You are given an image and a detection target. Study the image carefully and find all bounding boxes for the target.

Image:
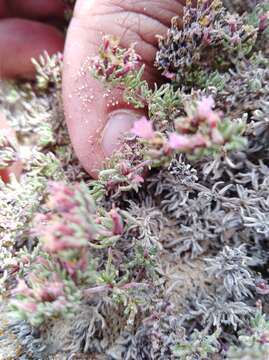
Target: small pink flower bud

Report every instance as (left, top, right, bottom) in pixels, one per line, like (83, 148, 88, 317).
(115, 63, 134, 78)
(190, 133, 207, 148)
(197, 96, 215, 119)
(105, 64, 117, 78)
(42, 232, 82, 254)
(259, 334, 269, 345)
(256, 280, 269, 295)
(57, 224, 75, 236)
(20, 255, 30, 265)
(35, 213, 49, 223)
(122, 47, 141, 65)
(119, 161, 131, 176)
(103, 36, 110, 51)
(49, 181, 74, 197)
(77, 253, 89, 272)
(52, 298, 67, 311)
(61, 261, 77, 279)
(12, 278, 33, 297)
(231, 34, 240, 45)
(162, 70, 176, 80)
(168, 133, 190, 150)
(12, 300, 37, 313)
(131, 117, 155, 140)
(35, 281, 64, 302)
(48, 182, 77, 212)
(259, 14, 269, 32)
(202, 30, 211, 45)
(211, 128, 224, 145)
(207, 112, 219, 128)
(228, 15, 237, 33)
(130, 174, 144, 184)
(110, 208, 124, 235)
(36, 256, 51, 269)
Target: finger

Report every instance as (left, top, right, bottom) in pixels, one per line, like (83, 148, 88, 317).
(0, 0, 65, 19)
(0, 18, 64, 79)
(63, 0, 183, 177)
(0, 1, 4, 18)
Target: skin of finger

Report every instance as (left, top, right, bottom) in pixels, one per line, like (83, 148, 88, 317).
(63, 0, 183, 177)
(0, 0, 65, 19)
(0, 18, 64, 79)
(0, 1, 4, 18)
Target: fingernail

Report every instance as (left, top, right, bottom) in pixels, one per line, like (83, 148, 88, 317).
(102, 109, 142, 156)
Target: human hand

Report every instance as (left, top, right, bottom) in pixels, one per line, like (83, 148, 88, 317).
(0, 0, 65, 180)
(0, 0, 64, 78)
(0, 0, 185, 178)
(63, 0, 185, 177)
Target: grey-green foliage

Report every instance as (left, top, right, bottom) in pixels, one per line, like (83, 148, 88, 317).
(227, 312, 269, 359)
(205, 246, 256, 300)
(8, 321, 46, 360)
(173, 329, 220, 360)
(223, 0, 259, 14)
(156, 0, 260, 83)
(187, 293, 254, 331)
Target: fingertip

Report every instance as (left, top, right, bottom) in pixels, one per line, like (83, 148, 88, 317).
(5, 0, 65, 19)
(63, 14, 145, 177)
(0, 19, 64, 79)
(0, 1, 5, 18)
(102, 109, 142, 157)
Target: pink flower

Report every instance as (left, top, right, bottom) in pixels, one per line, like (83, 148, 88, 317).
(48, 182, 77, 212)
(259, 14, 268, 32)
(118, 160, 131, 176)
(197, 96, 215, 119)
(162, 70, 176, 80)
(228, 15, 237, 33)
(123, 48, 141, 64)
(49, 182, 75, 197)
(115, 63, 135, 78)
(189, 134, 207, 148)
(131, 174, 144, 184)
(211, 128, 224, 144)
(131, 117, 155, 140)
(110, 209, 124, 235)
(103, 36, 111, 51)
(168, 133, 190, 150)
(76, 253, 89, 272)
(105, 64, 117, 77)
(231, 34, 241, 45)
(42, 228, 82, 254)
(52, 299, 67, 311)
(256, 280, 269, 295)
(35, 281, 64, 302)
(12, 278, 33, 297)
(202, 30, 211, 45)
(36, 256, 51, 269)
(207, 112, 219, 128)
(11, 300, 37, 313)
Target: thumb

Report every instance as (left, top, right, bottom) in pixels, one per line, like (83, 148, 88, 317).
(62, 0, 171, 177)
(63, 34, 143, 177)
